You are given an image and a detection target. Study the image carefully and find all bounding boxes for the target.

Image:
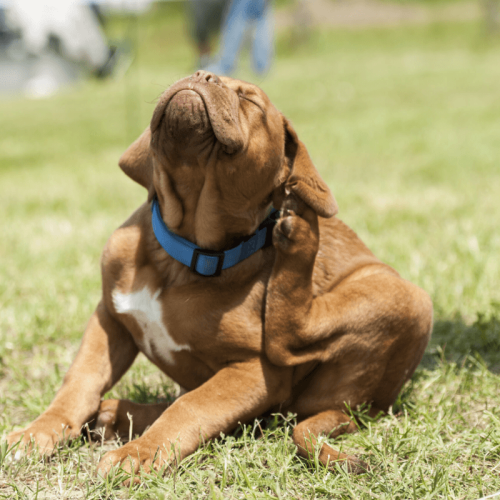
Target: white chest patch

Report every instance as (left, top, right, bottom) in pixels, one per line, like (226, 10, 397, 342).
(112, 286, 190, 364)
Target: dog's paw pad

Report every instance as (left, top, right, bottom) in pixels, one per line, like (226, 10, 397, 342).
(278, 216, 294, 239)
(272, 208, 319, 259)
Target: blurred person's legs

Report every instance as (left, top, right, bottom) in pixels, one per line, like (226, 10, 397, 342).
(208, 0, 273, 76)
(208, 0, 248, 75)
(251, 0, 273, 74)
(188, 0, 229, 69)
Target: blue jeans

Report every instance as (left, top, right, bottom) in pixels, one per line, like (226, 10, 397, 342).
(207, 0, 273, 75)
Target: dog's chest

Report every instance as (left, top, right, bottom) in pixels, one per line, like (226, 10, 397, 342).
(111, 279, 264, 366)
(112, 286, 190, 364)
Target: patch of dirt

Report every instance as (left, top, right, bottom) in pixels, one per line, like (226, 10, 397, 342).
(276, 0, 481, 29)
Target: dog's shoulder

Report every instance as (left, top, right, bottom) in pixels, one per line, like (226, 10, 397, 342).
(101, 203, 150, 269)
(99, 202, 158, 300)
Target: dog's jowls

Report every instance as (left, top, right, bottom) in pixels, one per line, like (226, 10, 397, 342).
(7, 71, 433, 479)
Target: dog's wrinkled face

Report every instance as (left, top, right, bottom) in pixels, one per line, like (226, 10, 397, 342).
(119, 71, 337, 250)
(150, 72, 285, 248)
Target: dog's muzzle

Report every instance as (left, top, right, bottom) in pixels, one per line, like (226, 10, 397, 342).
(165, 89, 212, 142)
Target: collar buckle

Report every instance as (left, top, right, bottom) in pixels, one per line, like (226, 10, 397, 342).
(190, 248, 225, 277)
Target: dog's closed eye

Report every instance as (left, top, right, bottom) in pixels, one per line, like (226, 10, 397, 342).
(238, 93, 264, 113)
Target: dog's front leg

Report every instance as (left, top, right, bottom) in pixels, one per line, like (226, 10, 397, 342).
(7, 300, 138, 455)
(97, 358, 291, 481)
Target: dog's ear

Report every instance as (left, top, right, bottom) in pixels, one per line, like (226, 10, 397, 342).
(281, 118, 338, 218)
(119, 127, 155, 200)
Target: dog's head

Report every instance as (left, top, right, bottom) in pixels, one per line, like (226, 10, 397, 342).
(119, 71, 337, 249)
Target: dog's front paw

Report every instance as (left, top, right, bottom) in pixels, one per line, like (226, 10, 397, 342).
(97, 438, 172, 485)
(7, 415, 79, 458)
(273, 196, 319, 261)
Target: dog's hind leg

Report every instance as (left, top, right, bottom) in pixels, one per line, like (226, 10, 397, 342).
(292, 410, 367, 473)
(265, 198, 433, 369)
(95, 400, 170, 441)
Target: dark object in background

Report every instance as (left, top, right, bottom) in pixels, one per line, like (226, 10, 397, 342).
(0, 7, 15, 46)
(186, 0, 231, 69)
(483, 0, 500, 33)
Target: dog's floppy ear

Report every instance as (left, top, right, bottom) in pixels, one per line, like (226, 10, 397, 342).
(119, 127, 155, 200)
(282, 118, 338, 218)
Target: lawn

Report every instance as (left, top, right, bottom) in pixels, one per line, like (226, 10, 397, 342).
(1, 3, 500, 498)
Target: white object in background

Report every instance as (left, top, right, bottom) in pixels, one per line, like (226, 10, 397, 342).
(7, 0, 109, 70)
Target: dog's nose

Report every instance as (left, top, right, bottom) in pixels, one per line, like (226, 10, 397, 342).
(193, 70, 221, 85)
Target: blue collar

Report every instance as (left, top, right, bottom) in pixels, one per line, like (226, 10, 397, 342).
(151, 197, 279, 277)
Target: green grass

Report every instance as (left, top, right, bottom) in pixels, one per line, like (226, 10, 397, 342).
(1, 4, 500, 498)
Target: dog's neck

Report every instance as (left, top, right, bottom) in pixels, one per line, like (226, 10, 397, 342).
(156, 193, 273, 253)
(153, 143, 272, 252)
(151, 197, 277, 277)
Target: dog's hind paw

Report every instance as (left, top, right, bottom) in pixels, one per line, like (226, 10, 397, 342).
(273, 195, 319, 262)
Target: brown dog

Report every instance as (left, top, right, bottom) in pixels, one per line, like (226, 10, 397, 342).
(7, 71, 432, 477)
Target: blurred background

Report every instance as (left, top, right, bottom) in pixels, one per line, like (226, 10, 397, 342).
(1, 0, 500, 495)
